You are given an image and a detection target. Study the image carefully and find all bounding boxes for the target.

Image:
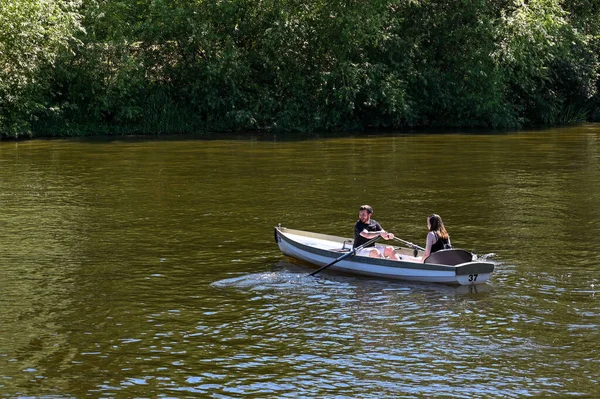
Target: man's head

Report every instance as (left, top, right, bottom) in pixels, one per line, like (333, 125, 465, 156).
(359, 205, 373, 223)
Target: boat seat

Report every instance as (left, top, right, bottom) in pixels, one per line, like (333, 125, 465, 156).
(423, 249, 473, 266)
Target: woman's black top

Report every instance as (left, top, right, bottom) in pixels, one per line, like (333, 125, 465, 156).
(431, 233, 452, 253)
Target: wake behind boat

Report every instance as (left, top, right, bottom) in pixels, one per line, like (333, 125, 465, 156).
(274, 226, 494, 285)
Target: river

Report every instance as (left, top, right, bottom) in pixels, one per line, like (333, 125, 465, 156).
(0, 126, 598, 397)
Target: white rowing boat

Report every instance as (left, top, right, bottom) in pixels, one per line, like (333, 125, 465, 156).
(274, 226, 494, 285)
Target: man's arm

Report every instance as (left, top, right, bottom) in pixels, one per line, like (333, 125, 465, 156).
(361, 229, 394, 240)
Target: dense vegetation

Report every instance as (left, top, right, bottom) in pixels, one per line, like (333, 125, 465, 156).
(1, 0, 599, 138)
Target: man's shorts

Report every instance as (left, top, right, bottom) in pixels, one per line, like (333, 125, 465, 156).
(355, 245, 388, 258)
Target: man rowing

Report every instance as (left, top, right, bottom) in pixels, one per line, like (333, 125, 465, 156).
(354, 205, 401, 261)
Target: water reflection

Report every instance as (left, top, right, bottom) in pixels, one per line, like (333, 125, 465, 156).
(208, 265, 532, 398)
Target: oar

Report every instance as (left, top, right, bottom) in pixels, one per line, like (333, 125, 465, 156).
(394, 236, 475, 258)
(309, 235, 380, 276)
(393, 237, 425, 252)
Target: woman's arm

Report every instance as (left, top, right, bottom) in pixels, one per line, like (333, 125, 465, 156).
(422, 232, 436, 262)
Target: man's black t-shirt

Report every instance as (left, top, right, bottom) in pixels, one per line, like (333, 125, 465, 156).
(354, 219, 382, 248)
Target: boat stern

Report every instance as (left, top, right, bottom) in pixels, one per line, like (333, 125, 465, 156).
(455, 262, 495, 285)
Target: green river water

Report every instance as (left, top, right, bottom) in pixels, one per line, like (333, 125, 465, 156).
(0, 126, 599, 397)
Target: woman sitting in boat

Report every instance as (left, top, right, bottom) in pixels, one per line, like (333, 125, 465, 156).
(422, 213, 452, 262)
(354, 205, 401, 261)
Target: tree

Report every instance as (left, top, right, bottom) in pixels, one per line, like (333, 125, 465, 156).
(0, 0, 82, 138)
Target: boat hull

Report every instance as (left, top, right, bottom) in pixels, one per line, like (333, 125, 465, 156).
(274, 226, 494, 285)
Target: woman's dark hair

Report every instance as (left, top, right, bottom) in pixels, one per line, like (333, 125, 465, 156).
(359, 205, 373, 214)
(428, 214, 449, 239)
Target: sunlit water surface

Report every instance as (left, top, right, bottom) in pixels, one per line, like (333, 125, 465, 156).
(1, 126, 599, 397)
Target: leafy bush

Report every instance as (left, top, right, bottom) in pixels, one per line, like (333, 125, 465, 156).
(2, 0, 599, 138)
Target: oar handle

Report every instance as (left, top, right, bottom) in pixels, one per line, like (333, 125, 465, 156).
(393, 237, 425, 252)
(309, 235, 380, 276)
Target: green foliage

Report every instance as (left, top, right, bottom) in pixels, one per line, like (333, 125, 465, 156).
(2, 0, 600, 137)
(492, 0, 595, 125)
(394, 0, 519, 127)
(0, 0, 82, 138)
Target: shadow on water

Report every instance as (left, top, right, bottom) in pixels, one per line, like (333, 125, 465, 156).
(43, 124, 524, 145)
